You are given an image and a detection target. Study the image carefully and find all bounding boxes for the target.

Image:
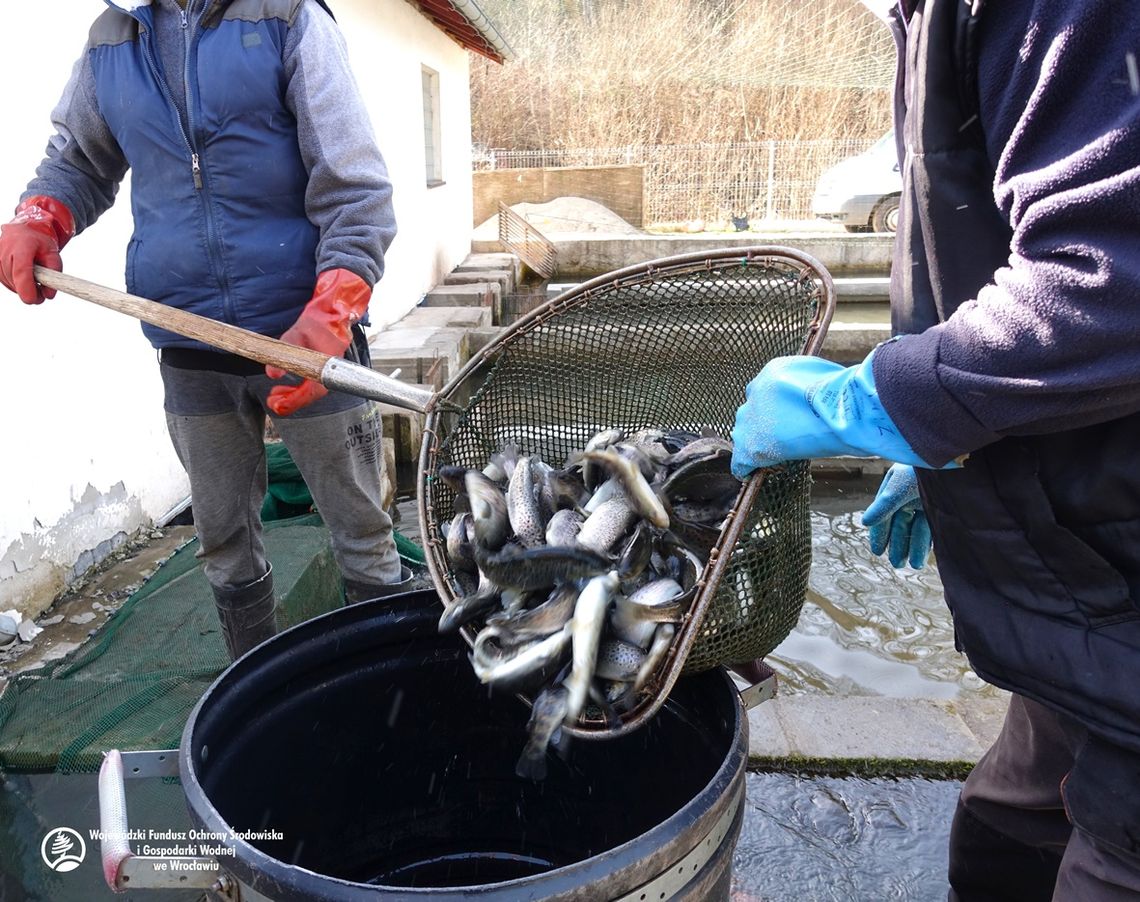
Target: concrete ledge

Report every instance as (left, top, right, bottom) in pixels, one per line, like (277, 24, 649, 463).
(455, 253, 522, 284)
(834, 276, 890, 302)
(422, 283, 500, 309)
(747, 694, 1010, 776)
(472, 233, 894, 279)
(820, 321, 892, 363)
(390, 306, 492, 330)
(368, 326, 471, 387)
(444, 269, 517, 296)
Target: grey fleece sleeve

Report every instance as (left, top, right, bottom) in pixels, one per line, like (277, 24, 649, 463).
(22, 48, 127, 232)
(284, 2, 397, 287)
(873, 0, 1140, 467)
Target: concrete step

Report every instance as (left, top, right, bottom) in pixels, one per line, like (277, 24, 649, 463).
(455, 252, 521, 282)
(391, 305, 492, 330)
(368, 326, 471, 388)
(422, 283, 500, 310)
(747, 693, 1010, 772)
(443, 268, 516, 297)
(468, 326, 505, 357)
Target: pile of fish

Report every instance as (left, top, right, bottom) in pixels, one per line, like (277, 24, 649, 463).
(435, 427, 740, 779)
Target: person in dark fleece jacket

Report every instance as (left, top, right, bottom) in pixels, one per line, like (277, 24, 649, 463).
(733, 1, 1140, 898)
(0, 0, 410, 661)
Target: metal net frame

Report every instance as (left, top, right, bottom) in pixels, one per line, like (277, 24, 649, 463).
(417, 246, 835, 737)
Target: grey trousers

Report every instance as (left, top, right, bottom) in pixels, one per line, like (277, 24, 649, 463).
(160, 359, 402, 591)
(950, 694, 1140, 901)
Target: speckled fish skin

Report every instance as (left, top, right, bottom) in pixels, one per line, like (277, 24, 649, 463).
(507, 456, 546, 548)
(438, 428, 736, 756)
(465, 470, 510, 550)
(576, 496, 638, 553)
(445, 512, 477, 572)
(595, 638, 647, 682)
(539, 466, 588, 520)
(583, 449, 670, 529)
(515, 686, 570, 781)
(475, 544, 611, 591)
(545, 509, 585, 547)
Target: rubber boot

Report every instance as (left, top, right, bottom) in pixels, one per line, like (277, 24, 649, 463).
(212, 565, 278, 661)
(343, 566, 414, 604)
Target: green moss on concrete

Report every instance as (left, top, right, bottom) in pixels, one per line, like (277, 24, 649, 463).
(748, 753, 976, 781)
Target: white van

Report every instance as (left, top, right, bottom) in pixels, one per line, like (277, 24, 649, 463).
(811, 132, 902, 233)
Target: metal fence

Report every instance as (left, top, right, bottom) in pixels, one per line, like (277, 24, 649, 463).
(473, 138, 879, 227)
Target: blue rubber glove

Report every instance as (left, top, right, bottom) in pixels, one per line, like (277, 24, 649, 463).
(861, 464, 932, 569)
(730, 352, 931, 480)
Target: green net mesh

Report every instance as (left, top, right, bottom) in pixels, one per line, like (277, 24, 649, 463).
(0, 441, 425, 774)
(421, 249, 832, 687)
(0, 517, 343, 774)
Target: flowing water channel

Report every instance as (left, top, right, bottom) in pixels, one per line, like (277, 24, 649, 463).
(771, 473, 998, 702)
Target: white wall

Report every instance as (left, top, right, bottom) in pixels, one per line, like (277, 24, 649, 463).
(337, 0, 475, 327)
(0, 0, 476, 615)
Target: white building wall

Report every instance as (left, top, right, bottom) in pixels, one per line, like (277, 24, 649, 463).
(0, 0, 476, 616)
(336, 0, 475, 327)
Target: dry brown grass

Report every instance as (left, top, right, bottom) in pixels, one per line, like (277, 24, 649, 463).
(472, 0, 894, 151)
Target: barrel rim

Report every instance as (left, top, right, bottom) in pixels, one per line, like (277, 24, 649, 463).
(179, 593, 748, 901)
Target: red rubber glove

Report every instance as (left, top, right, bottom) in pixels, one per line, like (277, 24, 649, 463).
(0, 196, 76, 304)
(266, 268, 372, 416)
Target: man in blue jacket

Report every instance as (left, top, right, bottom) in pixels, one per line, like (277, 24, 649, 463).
(0, 0, 408, 660)
(732, 1, 1140, 897)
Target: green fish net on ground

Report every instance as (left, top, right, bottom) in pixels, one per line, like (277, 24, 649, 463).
(0, 444, 423, 775)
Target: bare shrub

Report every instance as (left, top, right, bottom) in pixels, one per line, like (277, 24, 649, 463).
(472, 0, 894, 149)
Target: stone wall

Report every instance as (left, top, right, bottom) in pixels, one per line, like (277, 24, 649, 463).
(473, 165, 645, 228)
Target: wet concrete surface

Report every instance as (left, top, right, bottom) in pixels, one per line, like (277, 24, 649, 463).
(0, 525, 196, 694)
(731, 772, 959, 901)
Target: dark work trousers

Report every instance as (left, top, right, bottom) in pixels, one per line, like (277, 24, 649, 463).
(159, 348, 402, 593)
(949, 694, 1140, 901)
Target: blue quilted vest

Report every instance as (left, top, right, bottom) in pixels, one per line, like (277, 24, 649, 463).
(890, 0, 1140, 752)
(89, 0, 318, 348)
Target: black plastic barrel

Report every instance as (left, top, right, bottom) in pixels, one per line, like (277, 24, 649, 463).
(180, 590, 747, 901)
